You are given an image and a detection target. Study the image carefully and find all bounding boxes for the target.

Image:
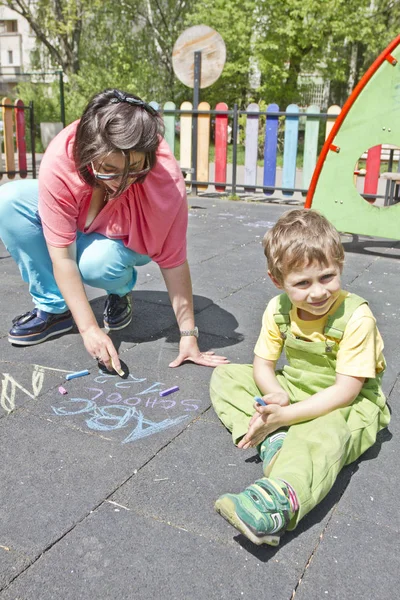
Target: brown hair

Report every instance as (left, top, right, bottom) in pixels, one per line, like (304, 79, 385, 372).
(263, 209, 345, 284)
(73, 89, 165, 197)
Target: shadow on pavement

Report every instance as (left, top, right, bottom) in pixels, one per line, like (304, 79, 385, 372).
(90, 289, 244, 351)
(342, 235, 400, 259)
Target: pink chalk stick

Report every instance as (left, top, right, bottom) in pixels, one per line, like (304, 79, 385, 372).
(58, 386, 68, 395)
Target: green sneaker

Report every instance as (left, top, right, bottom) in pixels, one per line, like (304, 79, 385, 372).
(258, 431, 287, 476)
(215, 477, 293, 546)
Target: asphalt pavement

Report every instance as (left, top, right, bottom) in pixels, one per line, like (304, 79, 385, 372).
(0, 195, 399, 599)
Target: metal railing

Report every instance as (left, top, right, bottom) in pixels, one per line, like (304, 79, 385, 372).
(161, 105, 390, 202)
(162, 104, 331, 197)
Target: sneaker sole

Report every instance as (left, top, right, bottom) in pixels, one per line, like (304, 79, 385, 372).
(8, 323, 73, 346)
(215, 497, 281, 547)
(103, 314, 132, 331)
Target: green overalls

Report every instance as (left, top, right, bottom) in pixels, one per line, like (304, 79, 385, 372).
(210, 293, 391, 527)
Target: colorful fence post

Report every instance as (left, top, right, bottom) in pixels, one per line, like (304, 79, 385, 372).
(244, 103, 259, 192)
(214, 102, 228, 192)
(263, 103, 279, 196)
(163, 101, 176, 153)
(180, 101, 193, 189)
(2, 97, 15, 179)
(325, 105, 341, 139)
(302, 104, 320, 191)
(0, 122, 2, 180)
(282, 104, 299, 196)
(196, 101, 211, 192)
(15, 99, 28, 178)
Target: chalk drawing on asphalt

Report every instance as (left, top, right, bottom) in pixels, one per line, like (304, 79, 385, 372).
(51, 369, 200, 444)
(0, 365, 200, 444)
(0, 364, 45, 414)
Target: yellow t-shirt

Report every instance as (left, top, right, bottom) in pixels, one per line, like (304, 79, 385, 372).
(254, 290, 385, 378)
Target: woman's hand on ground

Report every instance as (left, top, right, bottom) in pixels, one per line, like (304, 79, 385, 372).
(169, 337, 230, 368)
(238, 404, 287, 449)
(81, 325, 120, 371)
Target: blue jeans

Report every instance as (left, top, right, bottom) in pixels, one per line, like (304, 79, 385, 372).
(0, 179, 151, 313)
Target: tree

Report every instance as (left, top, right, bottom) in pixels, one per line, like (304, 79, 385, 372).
(116, 0, 196, 102)
(0, 0, 99, 73)
(11, 1, 170, 125)
(184, 0, 257, 108)
(184, 0, 400, 108)
(8, 0, 400, 120)
(254, 0, 400, 107)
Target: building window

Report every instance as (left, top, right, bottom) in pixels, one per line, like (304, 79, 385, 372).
(8, 50, 13, 64)
(0, 20, 18, 33)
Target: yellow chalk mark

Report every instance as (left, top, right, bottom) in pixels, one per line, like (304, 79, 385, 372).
(32, 367, 45, 397)
(33, 364, 71, 373)
(0, 365, 45, 414)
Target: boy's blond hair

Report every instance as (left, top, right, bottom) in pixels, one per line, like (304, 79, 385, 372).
(263, 209, 345, 285)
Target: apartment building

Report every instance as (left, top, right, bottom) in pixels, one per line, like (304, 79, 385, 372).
(0, 5, 35, 96)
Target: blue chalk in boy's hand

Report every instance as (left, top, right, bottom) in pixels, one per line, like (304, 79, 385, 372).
(254, 395, 267, 406)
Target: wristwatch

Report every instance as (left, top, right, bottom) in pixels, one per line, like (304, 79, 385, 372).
(180, 326, 199, 338)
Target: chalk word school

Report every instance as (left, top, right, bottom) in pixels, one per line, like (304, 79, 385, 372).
(52, 372, 201, 444)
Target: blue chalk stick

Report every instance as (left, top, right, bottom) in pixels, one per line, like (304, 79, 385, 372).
(65, 369, 90, 381)
(254, 395, 267, 406)
(159, 385, 179, 397)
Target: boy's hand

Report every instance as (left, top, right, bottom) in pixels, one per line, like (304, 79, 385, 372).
(261, 390, 290, 406)
(245, 392, 289, 432)
(238, 404, 287, 449)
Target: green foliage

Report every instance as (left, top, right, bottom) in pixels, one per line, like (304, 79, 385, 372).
(15, 79, 62, 151)
(185, 0, 400, 108)
(253, 0, 400, 106)
(1, 0, 101, 73)
(184, 0, 258, 108)
(16, 80, 61, 123)
(5, 0, 400, 138)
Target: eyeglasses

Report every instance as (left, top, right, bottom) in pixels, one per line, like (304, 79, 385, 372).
(110, 89, 158, 117)
(90, 158, 151, 182)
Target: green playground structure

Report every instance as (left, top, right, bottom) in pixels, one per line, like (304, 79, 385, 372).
(305, 35, 400, 240)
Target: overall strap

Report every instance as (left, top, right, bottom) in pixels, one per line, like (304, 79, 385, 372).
(273, 293, 292, 338)
(324, 293, 367, 341)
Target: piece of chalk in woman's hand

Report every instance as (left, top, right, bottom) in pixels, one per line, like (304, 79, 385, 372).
(111, 356, 125, 377)
(254, 395, 267, 406)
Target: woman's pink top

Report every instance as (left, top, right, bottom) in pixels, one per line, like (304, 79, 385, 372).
(38, 121, 188, 269)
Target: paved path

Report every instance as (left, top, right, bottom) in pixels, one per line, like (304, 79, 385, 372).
(0, 197, 399, 599)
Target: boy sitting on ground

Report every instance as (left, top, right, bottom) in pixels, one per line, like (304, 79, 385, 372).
(210, 209, 390, 546)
